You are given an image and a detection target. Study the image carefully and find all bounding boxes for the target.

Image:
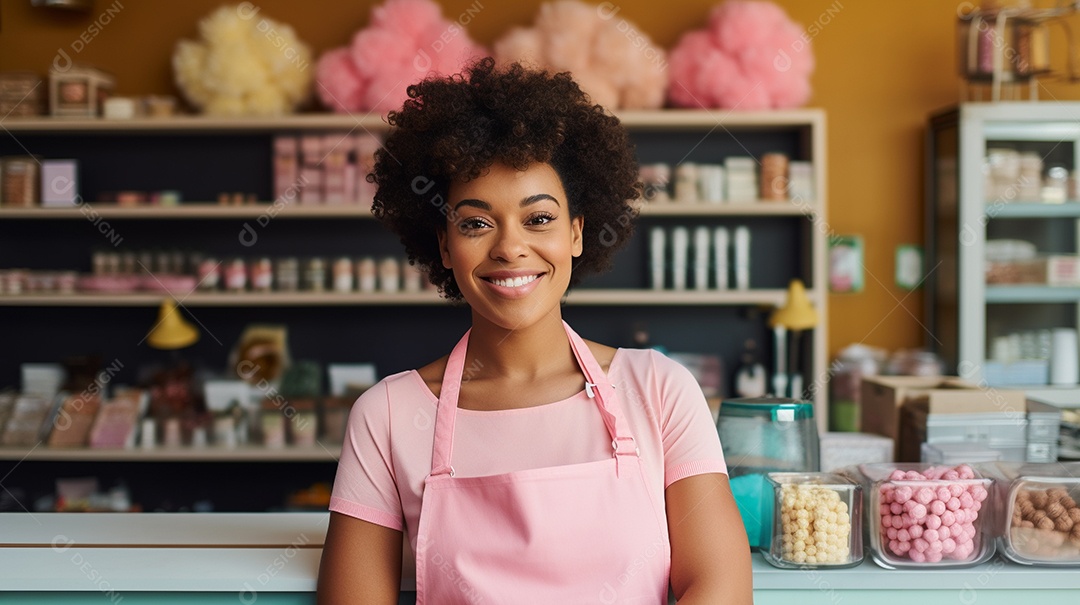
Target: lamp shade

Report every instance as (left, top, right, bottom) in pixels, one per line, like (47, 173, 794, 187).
(770, 279, 818, 330)
(147, 299, 199, 350)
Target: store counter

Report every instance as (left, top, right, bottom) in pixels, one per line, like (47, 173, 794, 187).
(2, 512, 1079, 604)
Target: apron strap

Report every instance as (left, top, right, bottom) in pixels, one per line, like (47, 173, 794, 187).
(430, 329, 470, 477)
(429, 322, 639, 478)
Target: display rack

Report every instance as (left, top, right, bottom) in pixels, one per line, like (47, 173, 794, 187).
(926, 102, 1080, 401)
(0, 110, 828, 493)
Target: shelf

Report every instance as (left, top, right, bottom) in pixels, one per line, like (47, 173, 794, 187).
(0, 291, 444, 306)
(636, 201, 814, 216)
(0, 289, 794, 307)
(0, 201, 815, 219)
(565, 289, 791, 306)
(0, 114, 391, 133)
(0, 444, 341, 462)
(0, 109, 824, 134)
(0, 204, 374, 219)
(985, 285, 1080, 303)
(986, 202, 1080, 218)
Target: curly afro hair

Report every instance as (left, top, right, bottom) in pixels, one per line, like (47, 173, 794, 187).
(369, 57, 641, 301)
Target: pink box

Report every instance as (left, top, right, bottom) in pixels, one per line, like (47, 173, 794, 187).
(40, 159, 79, 207)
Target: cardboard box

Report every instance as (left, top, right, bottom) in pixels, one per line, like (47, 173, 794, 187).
(860, 375, 1026, 460)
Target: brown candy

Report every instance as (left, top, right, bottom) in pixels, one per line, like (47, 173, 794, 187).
(1032, 491, 1049, 509)
(1055, 515, 1074, 533)
(1047, 502, 1066, 519)
(1070, 508, 1080, 523)
(1021, 520, 1035, 528)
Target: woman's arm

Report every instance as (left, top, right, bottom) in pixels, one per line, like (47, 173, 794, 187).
(316, 511, 402, 605)
(666, 472, 753, 604)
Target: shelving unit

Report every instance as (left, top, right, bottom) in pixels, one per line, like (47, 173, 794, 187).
(926, 102, 1080, 403)
(0, 288, 797, 307)
(0, 444, 340, 462)
(0, 109, 828, 507)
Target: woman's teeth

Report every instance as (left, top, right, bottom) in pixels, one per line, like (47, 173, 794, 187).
(489, 274, 538, 288)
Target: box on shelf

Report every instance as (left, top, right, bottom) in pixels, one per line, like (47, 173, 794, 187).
(921, 442, 1003, 464)
(986, 255, 1080, 286)
(40, 159, 79, 207)
(982, 359, 1049, 387)
(49, 66, 114, 118)
(819, 432, 893, 471)
(860, 375, 1026, 460)
(0, 72, 45, 117)
(762, 472, 863, 569)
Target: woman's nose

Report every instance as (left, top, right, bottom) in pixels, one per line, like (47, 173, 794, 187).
(489, 225, 529, 261)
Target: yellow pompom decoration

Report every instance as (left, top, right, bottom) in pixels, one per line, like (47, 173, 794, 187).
(173, 4, 313, 116)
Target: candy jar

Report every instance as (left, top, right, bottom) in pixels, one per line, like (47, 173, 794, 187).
(763, 472, 863, 569)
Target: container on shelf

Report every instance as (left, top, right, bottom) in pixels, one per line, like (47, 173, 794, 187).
(275, 257, 299, 292)
(196, 256, 220, 291)
(762, 472, 863, 569)
(858, 462, 995, 569)
(224, 258, 247, 292)
(716, 397, 819, 548)
(986, 461, 1080, 566)
(249, 257, 273, 292)
(304, 257, 326, 292)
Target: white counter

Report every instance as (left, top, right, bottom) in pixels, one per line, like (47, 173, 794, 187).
(2, 512, 1079, 603)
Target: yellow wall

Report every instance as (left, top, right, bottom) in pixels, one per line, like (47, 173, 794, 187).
(3, 0, 1079, 358)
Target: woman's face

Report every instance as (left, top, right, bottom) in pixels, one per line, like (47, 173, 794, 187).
(439, 161, 583, 331)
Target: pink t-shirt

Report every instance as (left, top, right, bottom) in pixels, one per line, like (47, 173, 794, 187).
(329, 347, 727, 533)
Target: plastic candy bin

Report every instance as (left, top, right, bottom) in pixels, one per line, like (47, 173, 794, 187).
(859, 463, 995, 569)
(763, 472, 863, 569)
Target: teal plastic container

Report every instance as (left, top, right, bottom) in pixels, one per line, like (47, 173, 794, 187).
(717, 397, 820, 548)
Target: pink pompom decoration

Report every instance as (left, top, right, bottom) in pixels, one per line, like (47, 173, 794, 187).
(939, 526, 951, 540)
(925, 550, 943, 563)
(887, 527, 898, 540)
(948, 484, 964, 498)
(897, 529, 911, 542)
(923, 528, 939, 542)
(909, 549, 927, 563)
(909, 524, 924, 539)
(972, 485, 989, 502)
(911, 503, 928, 520)
(926, 514, 942, 530)
(315, 0, 487, 114)
(937, 487, 951, 502)
(958, 465, 975, 480)
(895, 485, 913, 504)
(913, 538, 929, 553)
(666, 0, 813, 109)
(890, 502, 903, 515)
(889, 470, 907, 482)
(942, 538, 957, 554)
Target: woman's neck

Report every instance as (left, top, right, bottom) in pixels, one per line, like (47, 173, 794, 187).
(465, 310, 574, 382)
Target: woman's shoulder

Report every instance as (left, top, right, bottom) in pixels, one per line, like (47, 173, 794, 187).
(414, 354, 450, 399)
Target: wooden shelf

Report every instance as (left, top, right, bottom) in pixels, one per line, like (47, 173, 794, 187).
(0, 201, 814, 219)
(986, 202, 1080, 218)
(0, 291, 445, 306)
(0, 204, 374, 219)
(0, 109, 823, 134)
(985, 285, 1080, 303)
(637, 201, 814, 216)
(0, 444, 341, 462)
(0, 289, 794, 307)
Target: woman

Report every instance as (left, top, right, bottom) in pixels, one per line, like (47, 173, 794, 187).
(317, 58, 752, 604)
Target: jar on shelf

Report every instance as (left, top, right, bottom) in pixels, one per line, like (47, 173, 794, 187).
(760, 153, 789, 201)
(1, 156, 39, 207)
(224, 257, 247, 292)
(197, 256, 220, 291)
(304, 257, 326, 292)
(356, 257, 376, 293)
(332, 257, 354, 293)
(379, 257, 401, 293)
(288, 398, 318, 447)
(260, 401, 286, 449)
(986, 461, 1080, 566)
(249, 257, 273, 292)
(275, 257, 300, 292)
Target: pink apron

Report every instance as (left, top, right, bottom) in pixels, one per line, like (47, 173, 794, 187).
(414, 321, 670, 604)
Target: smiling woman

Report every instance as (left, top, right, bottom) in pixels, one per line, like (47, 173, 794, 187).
(316, 58, 752, 605)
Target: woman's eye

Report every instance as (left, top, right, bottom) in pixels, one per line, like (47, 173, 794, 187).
(458, 217, 490, 233)
(527, 213, 555, 226)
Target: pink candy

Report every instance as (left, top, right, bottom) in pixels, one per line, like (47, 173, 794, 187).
(915, 488, 935, 505)
(878, 464, 987, 564)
